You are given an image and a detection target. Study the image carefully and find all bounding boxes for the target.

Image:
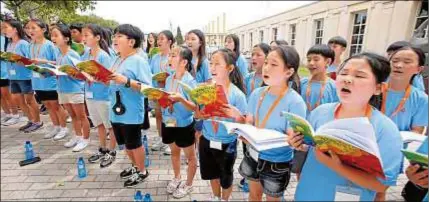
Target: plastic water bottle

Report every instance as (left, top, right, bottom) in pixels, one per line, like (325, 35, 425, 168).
(77, 157, 87, 179)
(24, 141, 34, 160)
(142, 135, 149, 155)
(242, 180, 249, 192)
(145, 153, 151, 168)
(143, 193, 152, 202)
(134, 190, 143, 202)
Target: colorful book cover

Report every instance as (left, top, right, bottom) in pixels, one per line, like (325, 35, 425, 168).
(314, 135, 385, 179)
(140, 87, 175, 108)
(152, 72, 170, 86)
(25, 64, 58, 77)
(281, 112, 315, 145)
(71, 42, 85, 56)
(401, 149, 428, 169)
(76, 60, 113, 84)
(0, 51, 33, 65)
(58, 65, 88, 81)
(148, 47, 160, 59)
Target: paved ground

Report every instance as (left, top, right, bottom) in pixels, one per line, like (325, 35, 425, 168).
(1, 114, 412, 201)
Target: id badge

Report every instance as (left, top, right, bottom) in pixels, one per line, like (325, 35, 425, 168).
(334, 185, 361, 201)
(85, 91, 93, 99)
(33, 72, 41, 78)
(248, 146, 259, 161)
(9, 69, 16, 75)
(209, 140, 222, 150)
(166, 118, 177, 127)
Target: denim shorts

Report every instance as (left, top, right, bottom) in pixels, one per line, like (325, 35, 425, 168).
(9, 79, 33, 94)
(239, 150, 291, 197)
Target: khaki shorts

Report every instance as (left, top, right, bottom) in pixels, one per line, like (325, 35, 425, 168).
(58, 93, 85, 104)
(86, 99, 111, 128)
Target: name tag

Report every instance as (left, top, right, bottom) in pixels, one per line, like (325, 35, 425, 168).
(334, 185, 361, 201)
(248, 146, 259, 161)
(165, 118, 177, 127)
(85, 91, 93, 99)
(209, 140, 222, 150)
(33, 72, 41, 78)
(9, 69, 16, 75)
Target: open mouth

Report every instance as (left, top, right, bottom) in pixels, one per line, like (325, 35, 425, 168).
(263, 75, 269, 79)
(393, 70, 403, 74)
(341, 88, 351, 93)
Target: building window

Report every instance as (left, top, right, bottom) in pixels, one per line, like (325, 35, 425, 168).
(314, 19, 324, 45)
(414, 0, 428, 38)
(249, 32, 253, 47)
(272, 27, 278, 41)
(259, 30, 264, 43)
(350, 11, 367, 56)
(289, 24, 296, 46)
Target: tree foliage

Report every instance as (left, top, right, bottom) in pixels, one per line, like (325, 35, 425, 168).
(175, 26, 184, 45)
(62, 14, 119, 29)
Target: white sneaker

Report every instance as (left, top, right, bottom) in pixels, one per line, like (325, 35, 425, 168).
(173, 181, 193, 198)
(72, 138, 89, 152)
(163, 145, 171, 155)
(54, 128, 69, 141)
(167, 178, 182, 194)
(210, 196, 221, 201)
(44, 126, 60, 139)
(64, 136, 80, 148)
(19, 116, 29, 123)
(1, 114, 12, 124)
(151, 138, 164, 151)
(2, 116, 19, 126)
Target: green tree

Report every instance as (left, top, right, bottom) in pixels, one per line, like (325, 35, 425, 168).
(62, 14, 119, 29)
(175, 26, 184, 45)
(1, 0, 95, 22)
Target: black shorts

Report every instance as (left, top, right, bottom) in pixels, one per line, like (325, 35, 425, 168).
(111, 122, 143, 150)
(161, 121, 195, 148)
(35, 90, 58, 101)
(198, 136, 237, 189)
(0, 79, 9, 87)
(140, 98, 150, 130)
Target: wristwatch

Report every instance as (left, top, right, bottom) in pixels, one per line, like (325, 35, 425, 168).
(125, 77, 131, 88)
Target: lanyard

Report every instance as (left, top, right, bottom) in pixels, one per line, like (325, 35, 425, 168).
(89, 48, 100, 60)
(334, 103, 373, 120)
(305, 77, 327, 111)
(57, 49, 70, 65)
(255, 86, 289, 128)
(110, 51, 137, 73)
(381, 82, 411, 118)
(159, 54, 168, 72)
(211, 82, 231, 134)
(31, 39, 45, 59)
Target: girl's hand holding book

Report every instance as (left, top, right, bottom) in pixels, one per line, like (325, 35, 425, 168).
(31, 58, 49, 65)
(286, 129, 308, 152)
(108, 73, 127, 85)
(168, 92, 184, 102)
(219, 104, 242, 120)
(194, 107, 211, 120)
(406, 164, 428, 188)
(314, 149, 342, 170)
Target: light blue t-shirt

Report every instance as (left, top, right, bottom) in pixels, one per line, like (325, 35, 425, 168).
(150, 53, 171, 87)
(247, 86, 306, 162)
(109, 54, 152, 124)
(56, 49, 85, 93)
(384, 87, 428, 131)
(327, 64, 337, 73)
(0, 35, 7, 79)
(236, 54, 249, 79)
(6, 39, 31, 80)
(386, 75, 426, 92)
(295, 103, 403, 201)
(300, 77, 339, 116)
(162, 72, 197, 127)
(202, 84, 247, 144)
(81, 49, 112, 101)
(137, 48, 148, 61)
(191, 57, 212, 83)
(244, 72, 264, 99)
(30, 40, 58, 91)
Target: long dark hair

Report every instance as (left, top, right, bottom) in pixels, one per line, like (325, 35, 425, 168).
(177, 45, 194, 73)
(337, 52, 391, 110)
(253, 43, 271, 56)
(51, 24, 72, 46)
(146, 32, 158, 53)
(159, 30, 175, 49)
(4, 19, 27, 41)
(212, 48, 245, 94)
(84, 24, 110, 56)
(389, 45, 426, 85)
(225, 34, 240, 57)
(272, 45, 301, 93)
(102, 27, 113, 47)
(29, 18, 50, 40)
(188, 29, 206, 72)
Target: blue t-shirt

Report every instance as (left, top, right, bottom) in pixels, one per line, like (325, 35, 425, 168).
(108, 47, 116, 57)
(247, 86, 306, 162)
(202, 84, 247, 143)
(191, 57, 212, 83)
(0, 35, 7, 79)
(137, 48, 148, 61)
(412, 74, 425, 92)
(162, 72, 197, 127)
(295, 103, 403, 201)
(56, 49, 85, 93)
(244, 72, 264, 99)
(327, 64, 337, 73)
(236, 54, 249, 79)
(81, 49, 112, 101)
(30, 40, 58, 91)
(109, 54, 152, 124)
(300, 77, 339, 116)
(150, 53, 171, 87)
(6, 39, 31, 80)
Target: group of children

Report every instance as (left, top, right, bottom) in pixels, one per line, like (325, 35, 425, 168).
(0, 17, 428, 201)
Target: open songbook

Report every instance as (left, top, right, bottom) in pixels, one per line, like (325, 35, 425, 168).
(282, 112, 386, 179)
(140, 86, 175, 108)
(0, 51, 33, 65)
(401, 149, 428, 169)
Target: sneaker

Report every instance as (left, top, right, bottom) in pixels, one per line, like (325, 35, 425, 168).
(167, 178, 182, 194)
(124, 170, 149, 188)
(210, 196, 221, 201)
(44, 126, 60, 139)
(64, 136, 80, 148)
(19, 121, 33, 131)
(19, 116, 29, 123)
(24, 122, 44, 133)
(1, 114, 11, 123)
(163, 145, 171, 155)
(151, 138, 164, 151)
(100, 150, 116, 168)
(173, 182, 193, 198)
(88, 148, 106, 163)
(238, 178, 246, 188)
(2, 116, 19, 126)
(66, 116, 72, 123)
(53, 128, 68, 141)
(40, 105, 48, 115)
(120, 165, 138, 179)
(72, 138, 89, 152)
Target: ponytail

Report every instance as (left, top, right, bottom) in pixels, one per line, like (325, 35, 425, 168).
(84, 24, 110, 56)
(288, 72, 301, 93)
(273, 45, 301, 93)
(99, 37, 110, 56)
